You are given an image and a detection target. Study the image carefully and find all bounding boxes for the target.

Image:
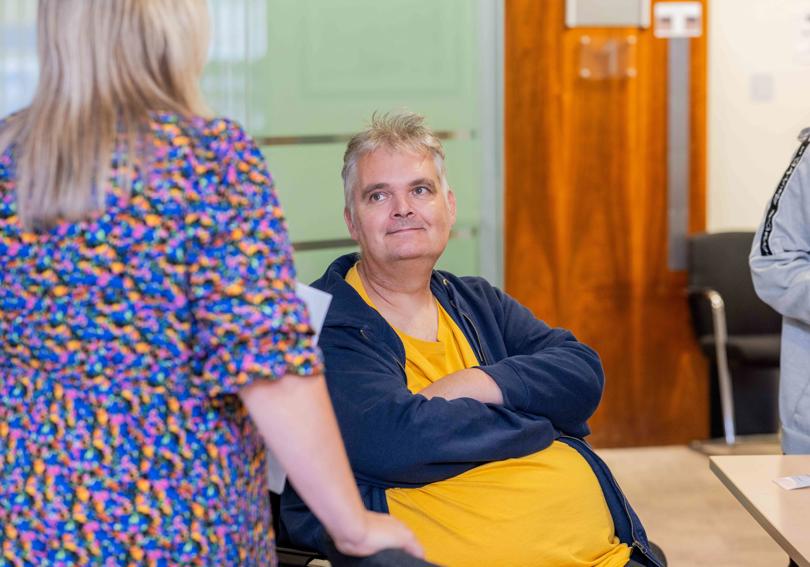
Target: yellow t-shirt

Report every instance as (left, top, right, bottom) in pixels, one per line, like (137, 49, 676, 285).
(346, 265, 631, 567)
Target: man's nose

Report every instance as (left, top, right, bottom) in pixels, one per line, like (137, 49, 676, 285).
(391, 194, 414, 218)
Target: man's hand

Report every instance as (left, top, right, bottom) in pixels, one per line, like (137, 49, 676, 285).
(418, 368, 504, 405)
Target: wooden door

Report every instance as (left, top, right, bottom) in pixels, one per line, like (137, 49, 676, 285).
(505, 0, 708, 446)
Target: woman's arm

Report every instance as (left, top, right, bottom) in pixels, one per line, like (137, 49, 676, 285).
(239, 374, 423, 559)
(187, 123, 420, 557)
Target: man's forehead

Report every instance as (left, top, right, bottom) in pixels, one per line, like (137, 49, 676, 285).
(357, 147, 439, 181)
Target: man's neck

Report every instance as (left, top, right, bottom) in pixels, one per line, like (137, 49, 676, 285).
(357, 257, 438, 341)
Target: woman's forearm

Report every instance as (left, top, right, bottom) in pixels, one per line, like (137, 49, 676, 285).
(239, 374, 368, 546)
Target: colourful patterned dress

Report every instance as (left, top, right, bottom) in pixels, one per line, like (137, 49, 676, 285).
(0, 113, 323, 566)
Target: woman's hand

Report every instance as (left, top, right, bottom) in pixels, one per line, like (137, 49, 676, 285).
(333, 510, 424, 559)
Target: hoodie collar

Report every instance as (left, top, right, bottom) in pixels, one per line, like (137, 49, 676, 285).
(311, 252, 384, 330)
(311, 252, 456, 329)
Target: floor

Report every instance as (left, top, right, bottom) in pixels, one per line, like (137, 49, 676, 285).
(596, 443, 789, 567)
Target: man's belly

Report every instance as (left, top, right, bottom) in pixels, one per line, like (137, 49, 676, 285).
(385, 441, 631, 567)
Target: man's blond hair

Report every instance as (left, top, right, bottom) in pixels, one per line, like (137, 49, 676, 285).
(341, 112, 449, 213)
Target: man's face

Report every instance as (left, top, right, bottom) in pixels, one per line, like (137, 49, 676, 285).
(345, 147, 456, 266)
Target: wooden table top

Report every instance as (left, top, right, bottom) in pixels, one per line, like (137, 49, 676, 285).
(710, 455, 810, 567)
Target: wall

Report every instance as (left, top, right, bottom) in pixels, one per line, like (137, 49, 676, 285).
(708, 0, 810, 231)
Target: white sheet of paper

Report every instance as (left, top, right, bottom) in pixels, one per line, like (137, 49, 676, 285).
(294, 282, 332, 346)
(267, 283, 333, 494)
(773, 474, 810, 490)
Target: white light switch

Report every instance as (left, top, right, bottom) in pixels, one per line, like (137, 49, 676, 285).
(750, 73, 775, 103)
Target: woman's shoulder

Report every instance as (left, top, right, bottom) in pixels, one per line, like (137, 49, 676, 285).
(145, 112, 271, 206)
(148, 112, 254, 150)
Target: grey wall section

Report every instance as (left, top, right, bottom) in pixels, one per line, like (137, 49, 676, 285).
(477, 0, 505, 287)
(668, 38, 691, 271)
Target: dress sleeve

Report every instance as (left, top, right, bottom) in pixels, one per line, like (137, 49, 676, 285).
(187, 120, 323, 396)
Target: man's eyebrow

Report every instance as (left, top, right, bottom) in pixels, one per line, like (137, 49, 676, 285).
(409, 178, 436, 188)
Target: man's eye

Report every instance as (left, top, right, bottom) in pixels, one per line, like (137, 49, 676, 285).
(369, 192, 385, 202)
(413, 186, 430, 196)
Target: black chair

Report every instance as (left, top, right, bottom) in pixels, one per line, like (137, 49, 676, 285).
(687, 232, 782, 445)
(271, 490, 324, 566)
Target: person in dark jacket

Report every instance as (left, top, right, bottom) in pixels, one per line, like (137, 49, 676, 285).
(281, 112, 661, 567)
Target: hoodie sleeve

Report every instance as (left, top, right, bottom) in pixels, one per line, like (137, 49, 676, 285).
(750, 139, 810, 326)
(476, 286, 604, 437)
(319, 325, 557, 488)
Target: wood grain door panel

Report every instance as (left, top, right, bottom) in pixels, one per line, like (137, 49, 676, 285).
(506, 0, 708, 446)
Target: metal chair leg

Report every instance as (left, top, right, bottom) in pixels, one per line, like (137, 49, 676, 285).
(707, 290, 736, 445)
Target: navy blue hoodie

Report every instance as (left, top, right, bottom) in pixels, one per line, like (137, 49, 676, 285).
(280, 253, 660, 566)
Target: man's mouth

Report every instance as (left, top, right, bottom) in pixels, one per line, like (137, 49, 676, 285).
(387, 226, 424, 235)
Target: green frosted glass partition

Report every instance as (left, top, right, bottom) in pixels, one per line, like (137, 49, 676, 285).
(205, 0, 490, 283)
(294, 246, 359, 284)
(245, 0, 478, 136)
(1, 0, 500, 284)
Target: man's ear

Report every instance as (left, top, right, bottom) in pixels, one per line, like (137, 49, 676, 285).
(344, 207, 359, 241)
(447, 188, 457, 224)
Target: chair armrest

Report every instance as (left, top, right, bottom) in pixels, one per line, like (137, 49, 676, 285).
(278, 545, 328, 566)
(687, 286, 727, 343)
(325, 538, 439, 567)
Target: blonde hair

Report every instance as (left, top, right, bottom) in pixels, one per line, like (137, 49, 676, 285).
(0, 0, 211, 230)
(342, 112, 449, 213)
